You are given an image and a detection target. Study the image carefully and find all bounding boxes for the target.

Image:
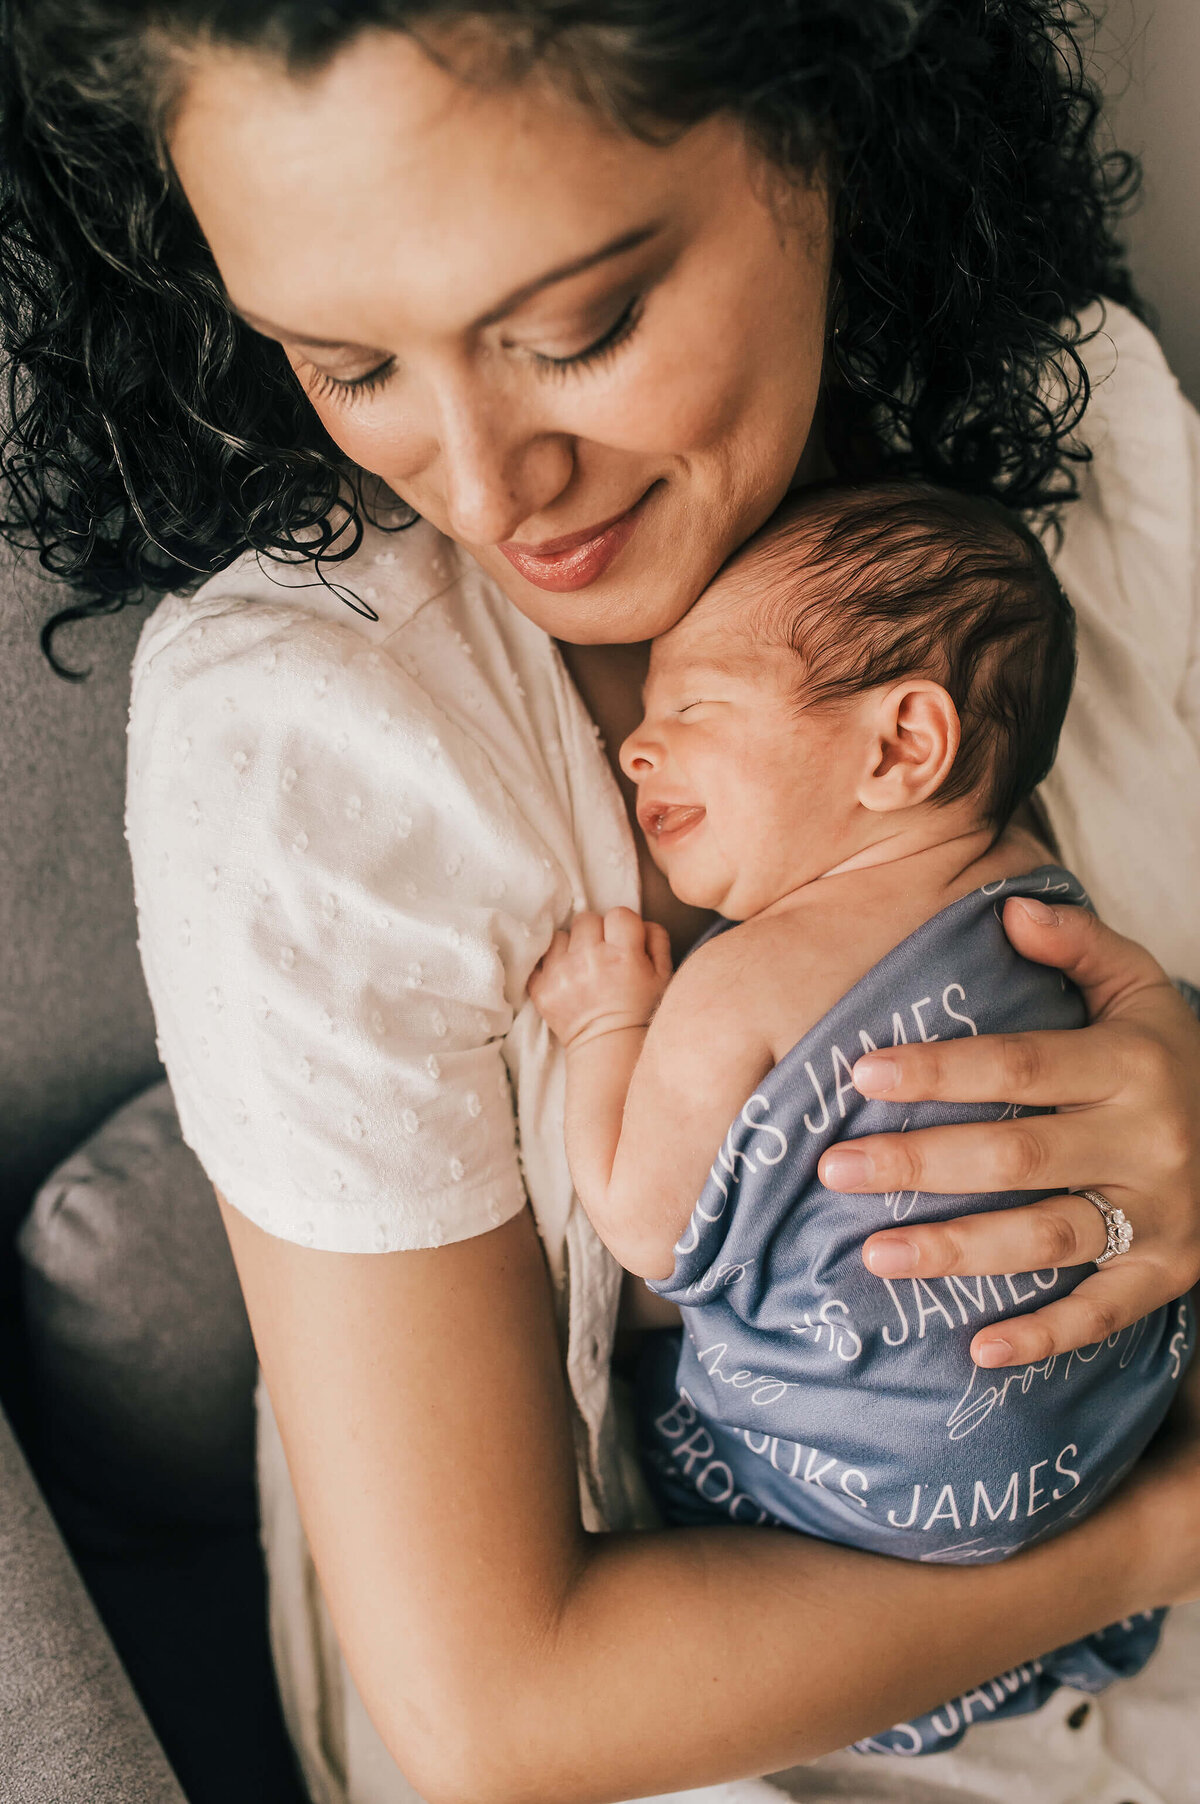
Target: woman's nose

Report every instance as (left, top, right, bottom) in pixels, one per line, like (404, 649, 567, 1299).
(619, 725, 661, 782)
(435, 387, 575, 548)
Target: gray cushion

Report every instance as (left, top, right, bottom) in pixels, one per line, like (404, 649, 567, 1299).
(0, 541, 161, 1248)
(17, 1081, 256, 1529)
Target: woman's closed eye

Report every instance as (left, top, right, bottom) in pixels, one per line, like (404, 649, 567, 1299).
(305, 357, 396, 405)
(524, 292, 645, 378)
(297, 291, 645, 407)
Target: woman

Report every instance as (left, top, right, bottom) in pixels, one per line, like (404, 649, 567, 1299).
(4, 3, 1200, 1801)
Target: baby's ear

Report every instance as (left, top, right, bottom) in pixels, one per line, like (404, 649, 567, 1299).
(857, 680, 961, 814)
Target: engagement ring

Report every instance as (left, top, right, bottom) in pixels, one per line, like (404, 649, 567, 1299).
(1076, 1189, 1134, 1267)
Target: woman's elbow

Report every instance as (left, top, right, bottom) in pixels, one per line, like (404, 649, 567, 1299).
(394, 1712, 565, 1804)
(373, 1640, 580, 1804)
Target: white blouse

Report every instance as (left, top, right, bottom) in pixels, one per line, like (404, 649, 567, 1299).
(125, 517, 646, 1532)
(126, 299, 1200, 1804)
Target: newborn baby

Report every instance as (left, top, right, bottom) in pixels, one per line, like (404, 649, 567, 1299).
(530, 480, 1193, 1756)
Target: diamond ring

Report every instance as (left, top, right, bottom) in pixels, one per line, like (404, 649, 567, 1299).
(1076, 1189, 1133, 1267)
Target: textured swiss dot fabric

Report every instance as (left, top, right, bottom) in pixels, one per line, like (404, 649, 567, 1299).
(127, 526, 617, 1256)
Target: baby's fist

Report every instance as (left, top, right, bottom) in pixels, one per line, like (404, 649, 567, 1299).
(529, 908, 673, 1048)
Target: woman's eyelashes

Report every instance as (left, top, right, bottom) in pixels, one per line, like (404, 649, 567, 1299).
(526, 292, 646, 378)
(305, 358, 396, 405)
(302, 291, 647, 406)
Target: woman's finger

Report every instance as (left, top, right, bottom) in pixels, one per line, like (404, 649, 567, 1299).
(819, 1107, 1144, 1198)
(861, 1191, 1110, 1281)
(999, 895, 1169, 1018)
(966, 1260, 1180, 1369)
(851, 1023, 1129, 1109)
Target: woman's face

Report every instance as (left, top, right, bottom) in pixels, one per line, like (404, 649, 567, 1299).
(169, 29, 833, 643)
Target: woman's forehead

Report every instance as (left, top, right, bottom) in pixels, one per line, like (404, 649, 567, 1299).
(167, 29, 750, 348)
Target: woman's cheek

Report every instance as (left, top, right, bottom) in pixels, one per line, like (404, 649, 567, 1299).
(579, 334, 769, 460)
(309, 398, 436, 492)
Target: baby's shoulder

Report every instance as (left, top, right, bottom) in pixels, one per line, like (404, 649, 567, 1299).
(674, 905, 850, 1055)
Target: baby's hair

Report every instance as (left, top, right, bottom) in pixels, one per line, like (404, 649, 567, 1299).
(732, 481, 1077, 827)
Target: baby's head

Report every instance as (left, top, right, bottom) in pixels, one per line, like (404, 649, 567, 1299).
(619, 480, 1075, 919)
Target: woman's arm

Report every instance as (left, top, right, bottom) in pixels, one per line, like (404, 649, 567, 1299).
(222, 1188, 1195, 1804)
(826, 901, 1200, 1366)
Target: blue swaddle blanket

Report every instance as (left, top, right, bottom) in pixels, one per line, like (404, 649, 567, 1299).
(639, 865, 1193, 1754)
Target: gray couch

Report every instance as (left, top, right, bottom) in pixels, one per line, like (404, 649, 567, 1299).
(0, 547, 306, 1801)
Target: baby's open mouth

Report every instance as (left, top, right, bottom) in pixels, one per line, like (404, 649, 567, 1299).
(638, 800, 706, 843)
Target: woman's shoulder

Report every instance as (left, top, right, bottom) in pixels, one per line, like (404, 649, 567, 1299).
(125, 509, 573, 981)
(1049, 299, 1199, 683)
(1037, 303, 1200, 976)
(131, 511, 463, 688)
(1071, 298, 1196, 469)
(127, 511, 562, 828)
(123, 514, 570, 1254)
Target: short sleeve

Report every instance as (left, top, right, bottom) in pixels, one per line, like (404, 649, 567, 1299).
(125, 596, 565, 1252)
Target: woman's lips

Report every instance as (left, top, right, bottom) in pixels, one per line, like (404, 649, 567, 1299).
(497, 491, 651, 593)
(639, 800, 706, 847)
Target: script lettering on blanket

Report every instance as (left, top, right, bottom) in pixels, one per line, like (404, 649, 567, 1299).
(694, 1341, 793, 1406)
(682, 1258, 755, 1303)
(1168, 1297, 1192, 1380)
(945, 1316, 1150, 1440)
(789, 1297, 863, 1362)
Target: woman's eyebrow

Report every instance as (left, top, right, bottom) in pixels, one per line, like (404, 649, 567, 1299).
(473, 222, 662, 328)
(229, 222, 662, 352)
(229, 308, 377, 352)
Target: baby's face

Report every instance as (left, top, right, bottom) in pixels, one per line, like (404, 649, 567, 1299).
(619, 570, 875, 918)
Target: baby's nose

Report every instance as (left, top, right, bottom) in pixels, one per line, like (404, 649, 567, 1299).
(618, 725, 659, 781)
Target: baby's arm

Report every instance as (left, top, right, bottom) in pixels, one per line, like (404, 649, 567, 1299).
(529, 907, 775, 1280)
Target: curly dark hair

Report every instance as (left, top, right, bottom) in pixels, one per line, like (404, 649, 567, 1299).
(0, 0, 1141, 676)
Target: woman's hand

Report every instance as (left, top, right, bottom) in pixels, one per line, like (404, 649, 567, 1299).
(816, 898, 1200, 1368)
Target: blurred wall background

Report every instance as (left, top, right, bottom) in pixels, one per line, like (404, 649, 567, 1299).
(1096, 0, 1200, 404)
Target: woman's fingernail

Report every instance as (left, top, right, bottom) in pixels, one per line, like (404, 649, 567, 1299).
(853, 1055, 900, 1094)
(974, 1338, 1013, 1367)
(1012, 896, 1057, 926)
(864, 1238, 917, 1276)
(821, 1149, 873, 1187)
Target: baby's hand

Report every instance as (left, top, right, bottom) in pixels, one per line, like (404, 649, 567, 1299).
(529, 907, 673, 1049)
